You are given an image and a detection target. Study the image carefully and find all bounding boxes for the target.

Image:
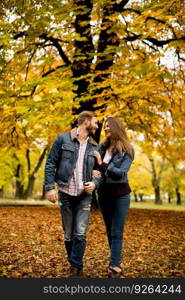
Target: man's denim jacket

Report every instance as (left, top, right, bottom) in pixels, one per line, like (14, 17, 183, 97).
(44, 128, 101, 191)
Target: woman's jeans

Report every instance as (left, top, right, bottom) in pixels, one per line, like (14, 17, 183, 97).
(58, 191, 92, 269)
(98, 193, 130, 267)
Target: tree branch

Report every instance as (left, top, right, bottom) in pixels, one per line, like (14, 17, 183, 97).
(11, 64, 69, 98)
(39, 34, 71, 65)
(123, 33, 141, 42)
(123, 33, 185, 47)
(146, 37, 176, 47)
(158, 160, 166, 182)
(11, 31, 71, 65)
(25, 49, 37, 81)
(121, 8, 141, 15)
(13, 31, 26, 39)
(32, 147, 47, 175)
(142, 40, 158, 51)
(138, 163, 152, 174)
(119, 8, 178, 40)
(29, 64, 69, 96)
(114, 0, 130, 12)
(42, 64, 68, 77)
(26, 149, 31, 172)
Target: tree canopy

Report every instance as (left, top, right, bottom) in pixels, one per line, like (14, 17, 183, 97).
(0, 0, 185, 200)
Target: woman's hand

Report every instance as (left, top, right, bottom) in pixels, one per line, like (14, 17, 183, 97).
(94, 150, 102, 165)
(92, 170, 102, 178)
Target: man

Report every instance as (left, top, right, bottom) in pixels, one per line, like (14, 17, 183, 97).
(44, 111, 101, 277)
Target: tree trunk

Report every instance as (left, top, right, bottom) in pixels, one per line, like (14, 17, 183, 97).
(139, 193, 144, 202)
(71, 0, 103, 142)
(40, 185, 46, 200)
(15, 163, 24, 199)
(134, 191, 138, 202)
(149, 157, 163, 205)
(155, 185, 162, 204)
(0, 186, 4, 198)
(176, 187, 181, 205)
(92, 1, 120, 114)
(23, 174, 35, 199)
(72, 0, 94, 109)
(168, 192, 172, 203)
(71, 0, 121, 143)
(23, 147, 47, 200)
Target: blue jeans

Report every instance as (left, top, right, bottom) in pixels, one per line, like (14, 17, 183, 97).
(58, 191, 92, 269)
(98, 193, 130, 267)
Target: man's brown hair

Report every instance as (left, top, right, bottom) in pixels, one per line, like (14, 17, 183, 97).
(77, 111, 96, 125)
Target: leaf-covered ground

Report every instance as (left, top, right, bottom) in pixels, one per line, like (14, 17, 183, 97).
(0, 206, 184, 278)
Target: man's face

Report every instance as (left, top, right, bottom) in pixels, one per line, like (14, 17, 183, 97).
(86, 117, 99, 135)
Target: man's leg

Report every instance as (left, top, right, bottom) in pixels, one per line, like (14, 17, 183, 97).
(58, 191, 74, 262)
(98, 196, 113, 249)
(69, 194, 92, 269)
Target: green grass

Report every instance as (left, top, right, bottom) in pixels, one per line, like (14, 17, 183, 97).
(0, 197, 185, 211)
(0, 198, 52, 206)
(130, 200, 185, 211)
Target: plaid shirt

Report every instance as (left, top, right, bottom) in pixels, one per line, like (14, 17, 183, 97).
(58, 133, 89, 196)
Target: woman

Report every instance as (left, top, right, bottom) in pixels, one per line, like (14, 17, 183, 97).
(93, 117, 134, 277)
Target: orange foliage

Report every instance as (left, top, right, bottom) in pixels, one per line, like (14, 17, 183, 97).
(0, 206, 184, 278)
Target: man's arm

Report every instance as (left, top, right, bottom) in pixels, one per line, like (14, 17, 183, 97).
(44, 135, 63, 201)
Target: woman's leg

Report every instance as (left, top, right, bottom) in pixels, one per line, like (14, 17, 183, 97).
(109, 193, 130, 268)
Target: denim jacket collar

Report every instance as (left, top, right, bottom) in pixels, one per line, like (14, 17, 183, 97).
(70, 127, 98, 146)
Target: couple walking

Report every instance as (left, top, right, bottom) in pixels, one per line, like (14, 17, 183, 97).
(44, 111, 134, 277)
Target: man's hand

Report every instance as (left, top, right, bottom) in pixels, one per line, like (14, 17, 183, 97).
(84, 182, 96, 194)
(46, 189, 57, 203)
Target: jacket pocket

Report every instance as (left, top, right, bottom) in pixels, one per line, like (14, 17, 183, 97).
(61, 144, 75, 159)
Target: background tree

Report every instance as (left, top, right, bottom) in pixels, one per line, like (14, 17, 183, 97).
(129, 145, 153, 201)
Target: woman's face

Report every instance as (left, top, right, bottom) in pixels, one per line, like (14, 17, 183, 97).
(104, 121, 111, 138)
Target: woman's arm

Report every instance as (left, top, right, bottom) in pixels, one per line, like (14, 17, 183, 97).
(106, 153, 133, 180)
(94, 150, 103, 166)
(91, 150, 103, 182)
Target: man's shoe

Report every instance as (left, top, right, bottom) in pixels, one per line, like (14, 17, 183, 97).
(68, 266, 83, 278)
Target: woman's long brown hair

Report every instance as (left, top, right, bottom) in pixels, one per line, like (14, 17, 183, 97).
(104, 117, 134, 159)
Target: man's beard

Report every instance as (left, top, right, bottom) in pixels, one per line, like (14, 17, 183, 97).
(86, 124, 96, 135)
